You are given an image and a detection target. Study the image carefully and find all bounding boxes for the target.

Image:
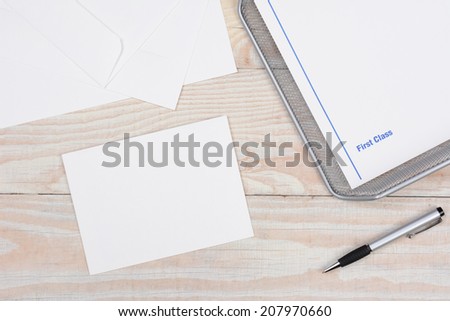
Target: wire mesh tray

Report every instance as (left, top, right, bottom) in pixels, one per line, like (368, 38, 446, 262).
(239, 0, 450, 200)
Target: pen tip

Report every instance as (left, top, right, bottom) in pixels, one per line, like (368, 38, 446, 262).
(323, 262, 341, 273)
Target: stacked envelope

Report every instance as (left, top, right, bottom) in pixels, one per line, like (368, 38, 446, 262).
(0, 0, 236, 129)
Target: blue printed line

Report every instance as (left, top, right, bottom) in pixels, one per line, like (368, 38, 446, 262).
(267, 0, 362, 180)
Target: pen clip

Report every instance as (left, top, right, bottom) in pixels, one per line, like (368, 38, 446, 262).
(406, 218, 443, 239)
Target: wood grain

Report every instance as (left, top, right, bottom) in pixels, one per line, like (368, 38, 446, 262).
(0, 0, 449, 300)
(1, 69, 449, 197)
(0, 195, 449, 300)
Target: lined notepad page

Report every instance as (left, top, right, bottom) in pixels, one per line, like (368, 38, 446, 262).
(256, 0, 450, 188)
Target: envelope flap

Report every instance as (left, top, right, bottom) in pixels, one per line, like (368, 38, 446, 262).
(5, 0, 122, 87)
(78, 0, 180, 82)
(0, 7, 94, 85)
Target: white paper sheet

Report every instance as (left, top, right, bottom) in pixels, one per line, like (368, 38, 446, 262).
(62, 116, 253, 274)
(256, 0, 450, 188)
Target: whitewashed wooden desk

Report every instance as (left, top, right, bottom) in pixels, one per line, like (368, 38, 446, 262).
(1, 0, 449, 300)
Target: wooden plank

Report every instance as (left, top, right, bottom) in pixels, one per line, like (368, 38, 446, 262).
(1, 68, 448, 197)
(222, 0, 244, 29)
(228, 27, 266, 70)
(0, 195, 449, 300)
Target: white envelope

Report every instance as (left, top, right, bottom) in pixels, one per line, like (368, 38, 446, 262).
(5, 0, 180, 87)
(79, 0, 236, 87)
(107, 0, 209, 109)
(1, 0, 237, 128)
(0, 58, 124, 129)
(107, 0, 236, 108)
(78, 0, 181, 83)
(0, 6, 125, 129)
(6, 0, 236, 110)
(0, 7, 94, 85)
(0, 0, 10, 9)
(185, 0, 237, 85)
(5, 0, 124, 87)
(63, 116, 253, 274)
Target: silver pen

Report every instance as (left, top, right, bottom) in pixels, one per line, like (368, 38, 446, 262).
(323, 207, 445, 273)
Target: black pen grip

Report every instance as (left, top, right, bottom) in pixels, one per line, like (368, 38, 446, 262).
(338, 245, 372, 267)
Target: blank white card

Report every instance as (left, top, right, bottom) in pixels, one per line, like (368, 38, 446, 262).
(63, 116, 253, 274)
